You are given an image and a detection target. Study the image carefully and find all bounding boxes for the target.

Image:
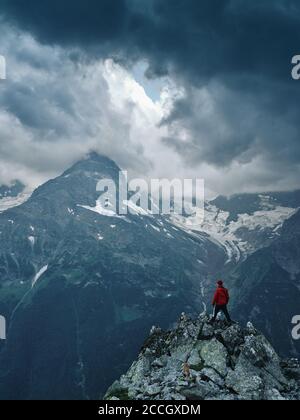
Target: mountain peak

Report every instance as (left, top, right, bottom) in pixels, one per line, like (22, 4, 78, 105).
(62, 152, 121, 178)
(105, 314, 300, 401)
(28, 153, 121, 206)
(85, 151, 110, 162)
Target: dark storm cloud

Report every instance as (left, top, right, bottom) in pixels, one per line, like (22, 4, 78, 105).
(161, 80, 300, 168)
(0, 0, 129, 45)
(1, 0, 299, 81)
(1, 0, 300, 189)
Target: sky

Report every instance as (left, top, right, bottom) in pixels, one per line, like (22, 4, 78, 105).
(0, 0, 300, 198)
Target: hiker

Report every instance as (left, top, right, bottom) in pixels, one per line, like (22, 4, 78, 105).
(210, 280, 232, 324)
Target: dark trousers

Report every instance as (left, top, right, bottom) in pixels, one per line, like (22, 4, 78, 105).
(212, 305, 231, 322)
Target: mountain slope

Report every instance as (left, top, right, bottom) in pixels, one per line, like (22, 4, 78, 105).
(0, 153, 225, 400)
(229, 209, 300, 357)
(171, 192, 300, 264)
(169, 191, 300, 336)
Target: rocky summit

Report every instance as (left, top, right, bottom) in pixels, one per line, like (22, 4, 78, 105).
(104, 314, 300, 401)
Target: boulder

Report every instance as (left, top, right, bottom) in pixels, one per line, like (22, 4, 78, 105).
(200, 338, 228, 377)
(219, 323, 245, 354)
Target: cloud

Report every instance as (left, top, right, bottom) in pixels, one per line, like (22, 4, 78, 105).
(0, 1, 300, 196)
(0, 0, 130, 47)
(161, 79, 300, 167)
(0, 26, 180, 189)
(1, 0, 299, 81)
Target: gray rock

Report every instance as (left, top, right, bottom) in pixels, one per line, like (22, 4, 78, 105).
(145, 384, 162, 396)
(241, 335, 278, 368)
(281, 359, 300, 381)
(199, 323, 215, 340)
(150, 326, 162, 336)
(264, 388, 286, 400)
(170, 344, 193, 363)
(105, 381, 130, 400)
(169, 393, 187, 401)
(180, 384, 211, 400)
(208, 393, 238, 401)
(200, 339, 228, 377)
(188, 348, 203, 371)
(226, 371, 263, 400)
(220, 324, 245, 354)
(151, 356, 168, 368)
(127, 357, 151, 383)
(246, 322, 259, 336)
(225, 354, 264, 400)
(200, 367, 225, 387)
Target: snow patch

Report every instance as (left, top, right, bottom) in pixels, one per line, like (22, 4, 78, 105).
(171, 203, 298, 262)
(28, 236, 35, 246)
(32, 265, 48, 287)
(78, 200, 123, 219)
(123, 200, 151, 216)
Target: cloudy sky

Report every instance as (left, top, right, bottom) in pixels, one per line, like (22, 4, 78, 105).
(0, 0, 300, 197)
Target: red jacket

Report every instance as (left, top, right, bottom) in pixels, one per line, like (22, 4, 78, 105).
(212, 286, 229, 306)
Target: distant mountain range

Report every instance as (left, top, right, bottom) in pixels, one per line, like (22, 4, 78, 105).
(0, 153, 299, 399)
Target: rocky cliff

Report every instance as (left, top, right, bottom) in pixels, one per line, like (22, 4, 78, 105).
(105, 314, 300, 401)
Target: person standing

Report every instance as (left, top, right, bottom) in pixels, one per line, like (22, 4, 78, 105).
(211, 280, 232, 323)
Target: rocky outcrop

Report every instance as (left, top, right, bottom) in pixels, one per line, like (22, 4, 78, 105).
(104, 314, 300, 401)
